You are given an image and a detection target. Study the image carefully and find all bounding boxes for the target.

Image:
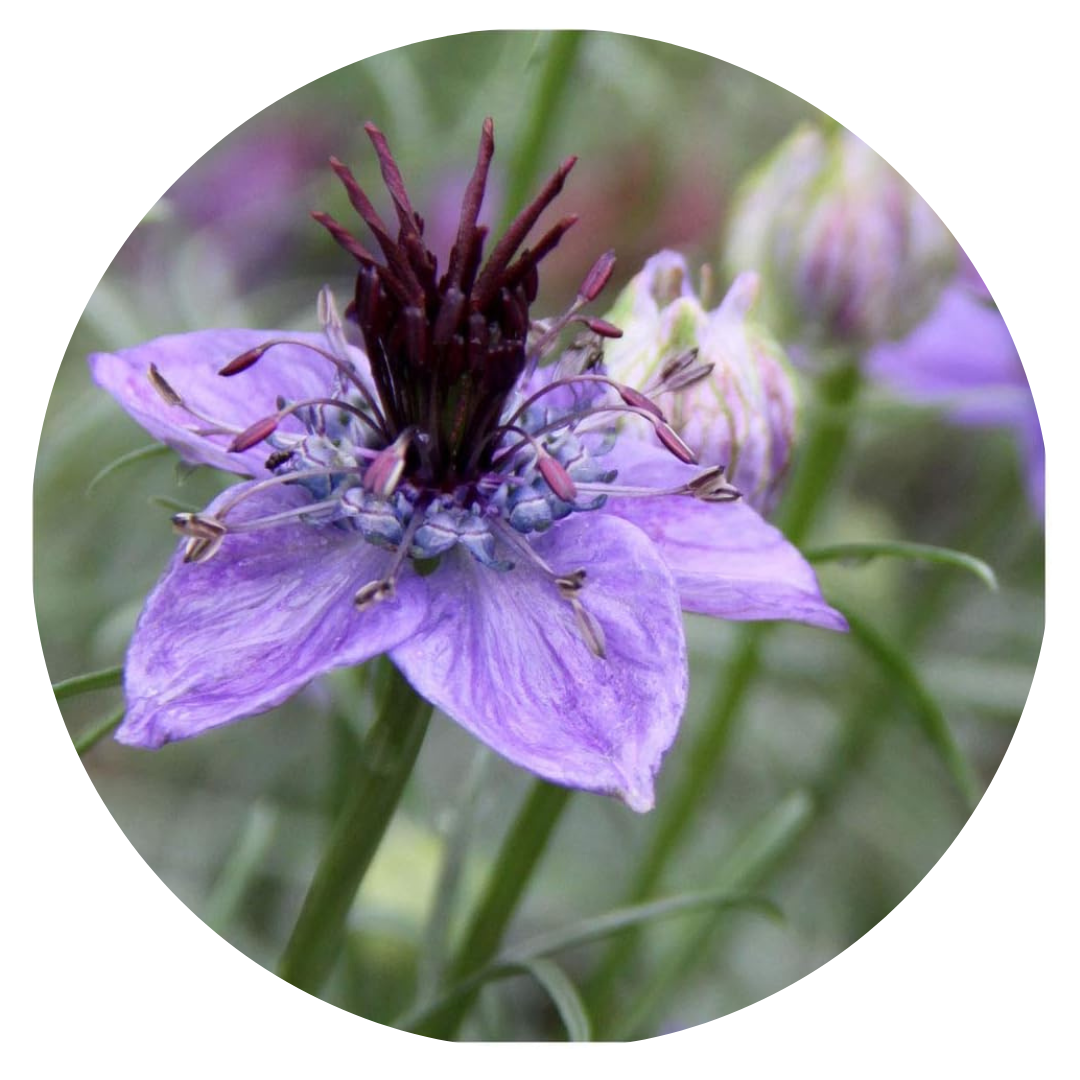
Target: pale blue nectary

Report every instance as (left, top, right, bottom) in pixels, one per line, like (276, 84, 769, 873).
(601, 250, 796, 514)
(88, 120, 846, 812)
(725, 125, 957, 348)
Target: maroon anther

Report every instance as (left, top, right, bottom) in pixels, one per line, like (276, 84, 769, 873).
(655, 422, 698, 465)
(229, 415, 280, 453)
(580, 317, 624, 339)
(538, 453, 578, 502)
(579, 249, 616, 302)
(618, 385, 665, 420)
(219, 344, 273, 377)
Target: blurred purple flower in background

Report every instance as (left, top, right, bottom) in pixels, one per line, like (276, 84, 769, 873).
(602, 250, 796, 515)
(89, 121, 844, 812)
(867, 260, 1043, 516)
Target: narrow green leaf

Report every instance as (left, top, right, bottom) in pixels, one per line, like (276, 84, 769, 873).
(407, 780, 571, 1039)
(807, 540, 998, 591)
(608, 793, 812, 1040)
(418, 748, 494, 999)
(507, 958, 591, 1041)
(399, 888, 776, 1033)
(205, 801, 279, 934)
(507, 891, 780, 963)
(838, 604, 981, 809)
(74, 708, 124, 755)
(53, 665, 123, 701)
(86, 443, 171, 496)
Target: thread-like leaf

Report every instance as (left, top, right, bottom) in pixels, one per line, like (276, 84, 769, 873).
(74, 708, 124, 755)
(807, 540, 998, 592)
(86, 443, 172, 496)
(508, 958, 591, 1041)
(53, 665, 123, 701)
(838, 604, 981, 809)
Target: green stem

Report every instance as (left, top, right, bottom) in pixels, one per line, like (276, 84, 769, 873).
(410, 779, 571, 1039)
(74, 707, 124, 754)
(608, 467, 1004, 1036)
(499, 31, 586, 233)
(278, 660, 431, 995)
(54, 665, 123, 701)
(587, 360, 862, 1027)
(776, 361, 862, 543)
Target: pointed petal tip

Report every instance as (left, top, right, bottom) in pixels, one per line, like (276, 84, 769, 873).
(617, 775, 657, 813)
(113, 711, 167, 750)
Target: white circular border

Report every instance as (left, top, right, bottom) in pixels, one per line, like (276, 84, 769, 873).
(9, 3, 1072, 1076)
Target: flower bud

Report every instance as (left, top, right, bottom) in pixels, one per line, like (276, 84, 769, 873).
(603, 251, 796, 513)
(725, 126, 956, 348)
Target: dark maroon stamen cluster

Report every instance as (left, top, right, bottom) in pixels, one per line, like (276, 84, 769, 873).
(313, 118, 579, 487)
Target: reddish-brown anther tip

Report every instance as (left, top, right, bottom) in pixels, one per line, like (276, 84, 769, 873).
(229, 415, 280, 453)
(219, 344, 269, 376)
(656, 422, 698, 465)
(579, 249, 616, 301)
(619, 385, 664, 420)
(582, 317, 623, 339)
(538, 453, 578, 502)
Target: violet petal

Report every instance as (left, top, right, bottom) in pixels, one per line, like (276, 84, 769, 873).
(118, 483, 427, 747)
(89, 329, 370, 476)
(602, 439, 847, 632)
(390, 514, 688, 812)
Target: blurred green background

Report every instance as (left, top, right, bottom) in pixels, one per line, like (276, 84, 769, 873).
(36, 31, 1043, 1039)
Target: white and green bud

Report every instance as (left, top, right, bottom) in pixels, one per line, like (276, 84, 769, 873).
(725, 126, 957, 348)
(603, 251, 796, 514)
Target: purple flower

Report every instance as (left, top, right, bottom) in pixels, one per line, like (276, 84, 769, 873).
(89, 121, 845, 812)
(867, 267, 1044, 517)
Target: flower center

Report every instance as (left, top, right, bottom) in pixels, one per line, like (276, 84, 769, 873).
(152, 120, 742, 651)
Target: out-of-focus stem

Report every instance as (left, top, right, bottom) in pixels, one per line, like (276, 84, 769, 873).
(410, 779, 571, 1039)
(278, 660, 431, 996)
(499, 31, 586, 235)
(587, 359, 862, 1029)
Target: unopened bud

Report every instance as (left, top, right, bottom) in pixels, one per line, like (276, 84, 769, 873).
(603, 251, 796, 513)
(724, 125, 956, 346)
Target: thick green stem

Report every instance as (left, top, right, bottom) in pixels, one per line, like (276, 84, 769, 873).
(410, 779, 571, 1039)
(278, 660, 431, 995)
(587, 360, 862, 1027)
